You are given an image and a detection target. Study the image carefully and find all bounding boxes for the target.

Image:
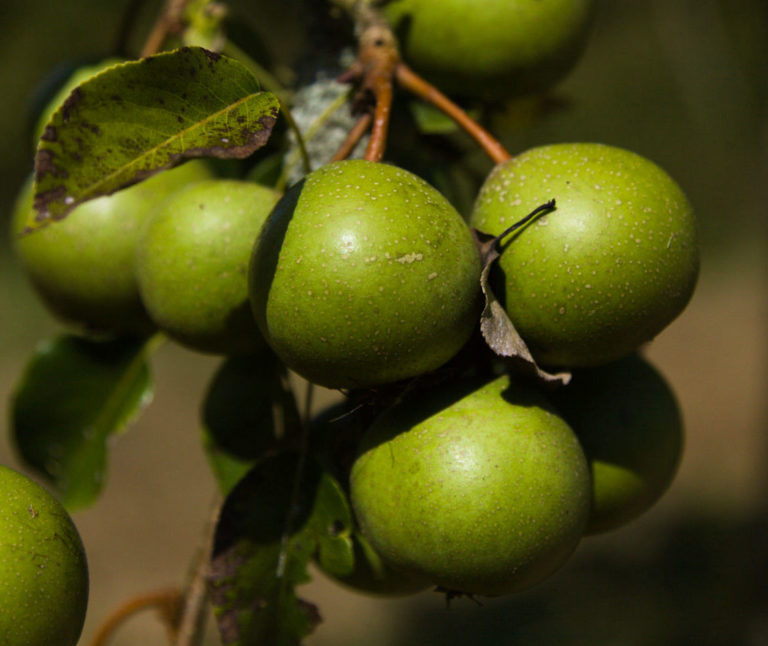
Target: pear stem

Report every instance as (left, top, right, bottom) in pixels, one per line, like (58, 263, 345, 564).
(88, 588, 182, 646)
(395, 63, 512, 165)
(355, 25, 400, 162)
(332, 112, 373, 161)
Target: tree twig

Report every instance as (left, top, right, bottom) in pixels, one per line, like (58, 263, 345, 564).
(174, 495, 222, 646)
(356, 25, 400, 162)
(140, 0, 191, 58)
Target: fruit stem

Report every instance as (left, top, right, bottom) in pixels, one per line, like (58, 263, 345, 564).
(88, 588, 183, 646)
(331, 112, 373, 161)
(355, 25, 400, 162)
(395, 63, 512, 165)
(495, 199, 556, 245)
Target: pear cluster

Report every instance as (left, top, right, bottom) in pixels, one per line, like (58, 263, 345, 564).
(10, 6, 700, 613)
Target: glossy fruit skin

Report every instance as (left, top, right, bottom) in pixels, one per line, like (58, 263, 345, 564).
(12, 161, 213, 337)
(137, 179, 280, 354)
(552, 354, 684, 534)
(470, 143, 699, 368)
(350, 374, 590, 596)
(383, 0, 595, 100)
(0, 465, 88, 646)
(250, 160, 482, 389)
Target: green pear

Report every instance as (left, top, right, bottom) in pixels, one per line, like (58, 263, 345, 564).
(12, 161, 213, 337)
(383, 0, 595, 100)
(249, 159, 482, 389)
(0, 465, 88, 646)
(470, 142, 699, 367)
(552, 354, 684, 534)
(136, 179, 281, 355)
(350, 374, 590, 596)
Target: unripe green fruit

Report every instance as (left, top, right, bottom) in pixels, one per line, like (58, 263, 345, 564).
(383, 0, 595, 100)
(11, 162, 213, 336)
(137, 179, 280, 354)
(250, 160, 482, 389)
(317, 532, 431, 597)
(552, 354, 684, 534)
(0, 465, 88, 646)
(470, 143, 699, 367)
(350, 374, 590, 596)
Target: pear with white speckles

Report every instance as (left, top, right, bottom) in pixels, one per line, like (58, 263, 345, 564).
(0, 465, 88, 646)
(11, 161, 213, 337)
(470, 143, 699, 367)
(349, 374, 591, 596)
(136, 179, 281, 354)
(249, 160, 482, 389)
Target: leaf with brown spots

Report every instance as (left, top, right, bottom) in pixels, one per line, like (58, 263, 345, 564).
(209, 453, 354, 646)
(29, 46, 279, 231)
(474, 200, 571, 387)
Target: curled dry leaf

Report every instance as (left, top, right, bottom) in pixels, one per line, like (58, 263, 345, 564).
(472, 201, 571, 387)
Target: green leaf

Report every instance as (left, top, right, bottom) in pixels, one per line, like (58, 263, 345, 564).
(209, 454, 354, 646)
(10, 334, 153, 510)
(201, 351, 301, 495)
(30, 46, 280, 230)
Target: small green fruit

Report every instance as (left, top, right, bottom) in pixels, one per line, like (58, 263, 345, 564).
(470, 143, 699, 367)
(350, 374, 590, 596)
(383, 0, 595, 100)
(250, 160, 482, 389)
(12, 162, 213, 336)
(137, 179, 280, 354)
(317, 532, 431, 597)
(552, 354, 684, 534)
(0, 465, 89, 646)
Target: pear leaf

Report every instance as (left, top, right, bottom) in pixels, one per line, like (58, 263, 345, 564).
(31, 46, 279, 230)
(474, 200, 571, 387)
(10, 334, 153, 510)
(209, 454, 354, 646)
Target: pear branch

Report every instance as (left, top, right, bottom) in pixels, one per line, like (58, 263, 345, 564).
(355, 25, 400, 162)
(395, 63, 512, 165)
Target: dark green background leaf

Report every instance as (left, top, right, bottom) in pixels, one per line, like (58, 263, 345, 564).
(209, 454, 354, 646)
(30, 46, 279, 229)
(10, 334, 153, 510)
(201, 351, 301, 495)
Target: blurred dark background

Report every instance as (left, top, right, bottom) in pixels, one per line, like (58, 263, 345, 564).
(0, 1, 766, 645)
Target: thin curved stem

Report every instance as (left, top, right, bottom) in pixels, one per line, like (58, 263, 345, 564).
(395, 63, 512, 165)
(88, 588, 182, 646)
(331, 112, 373, 161)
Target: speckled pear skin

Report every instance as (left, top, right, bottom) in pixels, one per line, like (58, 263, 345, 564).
(350, 374, 591, 596)
(383, 0, 595, 99)
(249, 160, 482, 389)
(11, 161, 213, 337)
(137, 179, 281, 355)
(470, 143, 699, 368)
(0, 465, 88, 646)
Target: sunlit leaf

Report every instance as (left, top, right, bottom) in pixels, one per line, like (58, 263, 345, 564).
(10, 334, 153, 510)
(30, 46, 279, 230)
